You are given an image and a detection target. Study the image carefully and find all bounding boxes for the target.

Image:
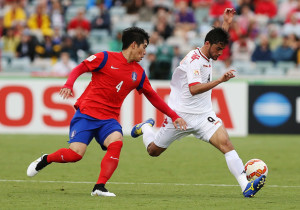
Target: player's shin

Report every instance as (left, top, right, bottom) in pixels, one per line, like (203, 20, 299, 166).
(142, 124, 155, 149)
(47, 148, 82, 163)
(97, 141, 123, 184)
(225, 150, 248, 191)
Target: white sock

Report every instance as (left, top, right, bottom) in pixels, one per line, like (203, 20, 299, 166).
(225, 150, 248, 192)
(141, 124, 155, 149)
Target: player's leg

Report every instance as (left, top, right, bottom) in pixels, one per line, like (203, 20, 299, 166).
(209, 125, 266, 197)
(209, 125, 248, 190)
(92, 120, 123, 197)
(27, 111, 93, 177)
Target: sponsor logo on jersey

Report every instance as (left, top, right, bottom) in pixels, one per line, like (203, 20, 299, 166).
(203, 64, 211, 68)
(190, 52, 200, 63)
(132, 72, 137, 81)
(86, 55, 96, 62)
(111, 66, 119, 69)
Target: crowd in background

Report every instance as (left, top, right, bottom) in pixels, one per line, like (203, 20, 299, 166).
(1, 0, 300, 78)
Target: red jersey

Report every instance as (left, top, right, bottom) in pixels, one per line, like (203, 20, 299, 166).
(75, 51, 153, 120)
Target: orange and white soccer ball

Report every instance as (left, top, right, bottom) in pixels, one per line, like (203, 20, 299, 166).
(244, 159, 268, 181)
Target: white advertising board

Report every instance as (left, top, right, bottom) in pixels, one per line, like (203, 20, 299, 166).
(0, 79, 248, 136)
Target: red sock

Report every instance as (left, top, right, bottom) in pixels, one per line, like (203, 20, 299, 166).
(47, 148, 82, 163)
(97, 141, 123, 184)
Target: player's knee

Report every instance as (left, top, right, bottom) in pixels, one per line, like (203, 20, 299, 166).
(147, 148, 162, 157)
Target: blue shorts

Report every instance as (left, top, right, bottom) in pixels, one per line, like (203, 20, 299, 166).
(68, 109, 123, 150)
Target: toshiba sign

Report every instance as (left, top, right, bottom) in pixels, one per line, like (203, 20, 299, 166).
(0, 79, 248, 136)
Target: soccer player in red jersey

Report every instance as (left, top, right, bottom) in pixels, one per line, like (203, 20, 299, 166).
(26, 27, 187, 196)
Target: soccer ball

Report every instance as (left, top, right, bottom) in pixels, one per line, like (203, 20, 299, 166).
(244, 159, 268, 181)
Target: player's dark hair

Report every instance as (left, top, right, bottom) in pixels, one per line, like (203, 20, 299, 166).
(122, 27, 150, 50)
(204, 27, 229, 45)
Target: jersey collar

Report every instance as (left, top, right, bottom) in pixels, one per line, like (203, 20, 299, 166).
(197, 47, 209, 62)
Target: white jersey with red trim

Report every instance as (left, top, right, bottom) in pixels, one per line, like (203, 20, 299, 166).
(168, 47, 213, 114)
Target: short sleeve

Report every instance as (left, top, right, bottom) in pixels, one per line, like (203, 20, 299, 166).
(82, 51, 108, 72)
(186, 57, 203, 85)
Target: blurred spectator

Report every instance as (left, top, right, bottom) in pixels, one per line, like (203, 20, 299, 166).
(229, 19, 247, 42)
(0, 16, 3, 37)
(49, 0, 65, 32)
(51, 51, 77, 76)
(91, 1, 111, 33)
(154, 8, 173, 40)
(235, 0, 255, 15)
(192, 0, 212, 9)
(52, 27, 63, 45)
(35, 29, 61, 62)
(237, 4, 255, 32)
(285, 0, 300, 23)
(72, 28, 90, 62)
(278, 0, 297, 22)
(247, 19, 260, 40)
(231, 34, 255, 61)
(171, 45, 183, 73)
(67, 7, 91, 37)
(272, 36, 295, 63)
(174, 1, 196, 37)
(126, 0, 143, 15)
(268, 24, 282, 51)
(282, 13, 300, 38)
(251, 34, 272, 62)
(86, 0, 113, 10)
(254, 0, 277, 18)
(150, 43, 174, 79)
(109, 30, 122, 52)
(138, 0, 155, 22)
(1, 27, 20, 54)
(15, 29, 37, 62)
(27, 3, 51, 31)
(209, 0, 234, 18)
(292, 37, 300, 66)
(60, 35, 78, 62)
(3, 0, 26, 29)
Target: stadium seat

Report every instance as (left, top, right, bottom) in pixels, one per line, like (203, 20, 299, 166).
(135, 21, 154, 34)
(276, 61, 296, 73)
(255, 61, 274, 73)
(265, 67, 286, 76)
(65, 6, 79, 23)
(86, 6, 100, 21)
(8, 57, 31, 72)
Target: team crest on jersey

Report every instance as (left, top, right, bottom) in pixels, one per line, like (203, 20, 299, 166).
(86, 55, 96, 62)
(132, 72, 137, 81)
(190, 52, 200, 63)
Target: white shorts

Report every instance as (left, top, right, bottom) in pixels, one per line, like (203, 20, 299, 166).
(154, 111, 222, 148)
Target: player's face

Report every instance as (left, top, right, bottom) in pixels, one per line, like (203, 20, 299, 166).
(134, 41, 148, 62)
(208, 42, 226, 60)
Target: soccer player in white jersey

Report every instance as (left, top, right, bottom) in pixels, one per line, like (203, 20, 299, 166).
(131, 8, 266, 198)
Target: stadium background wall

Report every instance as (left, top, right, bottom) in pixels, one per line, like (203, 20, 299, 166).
(0, 78, 248, 136)
(249, 85, 300, 134)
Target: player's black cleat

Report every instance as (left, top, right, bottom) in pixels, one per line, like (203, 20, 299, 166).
(91, 184, 116, 197)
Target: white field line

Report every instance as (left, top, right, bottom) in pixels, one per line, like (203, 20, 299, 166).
(0, 179, 299, 188)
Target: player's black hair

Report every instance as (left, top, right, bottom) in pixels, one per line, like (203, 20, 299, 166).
(121, 27, 150, 50)
(204, 27, 229, 45)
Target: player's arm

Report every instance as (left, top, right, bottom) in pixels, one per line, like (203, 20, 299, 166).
(189, 70, 235, 96)
(59, 62, 89, 99)
(222, 8, 235, 32)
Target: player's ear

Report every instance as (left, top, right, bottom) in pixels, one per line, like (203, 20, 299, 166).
(131, 41, 137, 49)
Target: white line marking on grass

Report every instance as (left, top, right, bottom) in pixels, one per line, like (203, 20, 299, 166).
(0, 179, 300, 188)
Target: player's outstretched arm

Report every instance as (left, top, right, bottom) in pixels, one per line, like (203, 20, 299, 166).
(60, 62, 89, 99)
(189, 70, 236, 95)
(222, 8, 235, 31)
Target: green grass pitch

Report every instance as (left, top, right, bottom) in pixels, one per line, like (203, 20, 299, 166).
(0, 134, 299, 209)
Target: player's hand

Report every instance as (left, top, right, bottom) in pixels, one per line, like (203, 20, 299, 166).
(220, 69, 236, 82)
(223, 8, 235, 25)
(173, 118, 187, 130)
(59, 87, 73, 99)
